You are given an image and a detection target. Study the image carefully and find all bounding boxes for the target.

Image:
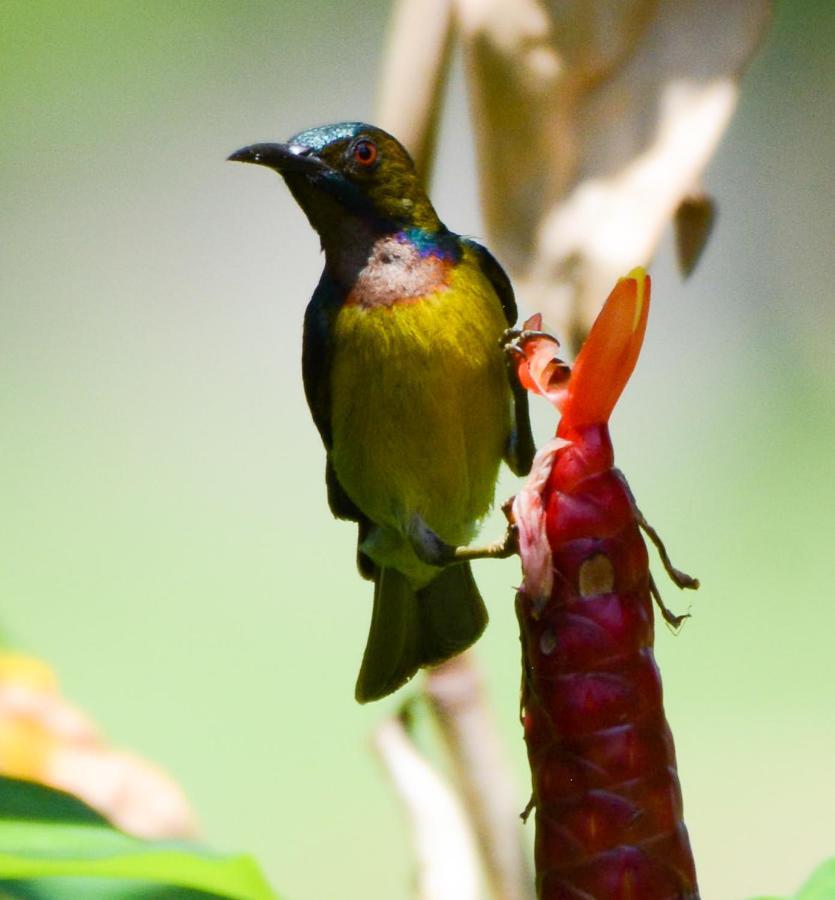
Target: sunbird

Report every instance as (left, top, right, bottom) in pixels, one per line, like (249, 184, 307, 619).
(229, 123, 534, 702)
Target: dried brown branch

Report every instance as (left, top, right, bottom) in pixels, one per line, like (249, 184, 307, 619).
(376, 0, 456, 183)
(373, 713, 481, 900)
(426, 653, 535, 900)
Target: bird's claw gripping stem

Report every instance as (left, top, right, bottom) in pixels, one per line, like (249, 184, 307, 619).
(408, 514, 519, 567)
(500, 326, 553, 352)
(501, 326, 557, 371)
(501, 319, 570, 410)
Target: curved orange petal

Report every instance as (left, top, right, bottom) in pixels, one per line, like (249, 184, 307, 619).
(560, 268, 650, 432)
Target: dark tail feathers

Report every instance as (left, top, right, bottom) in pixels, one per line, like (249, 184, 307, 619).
(354, 563, 488, 703)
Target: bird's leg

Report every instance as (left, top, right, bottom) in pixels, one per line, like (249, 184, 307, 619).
(408, 515, 456, 566)
(454, 522, 519, 562)
(503, 348, 536, 476)
(408, 513, 518, 568)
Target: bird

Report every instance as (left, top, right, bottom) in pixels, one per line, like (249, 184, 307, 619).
(229, 123, 534, 702)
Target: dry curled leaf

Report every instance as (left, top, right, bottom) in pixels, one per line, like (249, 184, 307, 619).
(461, 0, 770, 343)
(674, 192, 717, 277)
(379, 0, 770, 346)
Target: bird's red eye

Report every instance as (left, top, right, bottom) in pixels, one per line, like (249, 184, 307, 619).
(353, 140, 378, 167)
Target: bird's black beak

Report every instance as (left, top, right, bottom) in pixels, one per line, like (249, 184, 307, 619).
(227, 142, 329, 177)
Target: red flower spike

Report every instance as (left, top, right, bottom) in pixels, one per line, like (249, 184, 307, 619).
(511, 269, 699, 899)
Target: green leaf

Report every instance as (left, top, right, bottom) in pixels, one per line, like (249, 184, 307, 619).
(748, 857, 835, 900)
(0, 878, 225, 898)
(0, 778, 107, 825)
(795, 859, 835, 899)
(0, 779, 276, 900)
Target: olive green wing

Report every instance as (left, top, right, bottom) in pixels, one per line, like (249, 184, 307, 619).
(464, 239, 535, 476)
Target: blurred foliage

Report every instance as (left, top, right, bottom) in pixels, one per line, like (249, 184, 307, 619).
(0, 653, 194, 839)
(0, 777, 275, 899)
(750, 859, 835, 900)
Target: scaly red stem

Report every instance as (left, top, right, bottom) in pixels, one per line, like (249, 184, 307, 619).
(511, 271, 699, 899)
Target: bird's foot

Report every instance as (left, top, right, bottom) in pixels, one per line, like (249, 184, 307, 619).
(408, 514, 519, 567)
(408, 515, 456, 566)
(501, 323, 555, 361)
(501, 317, 570, 409)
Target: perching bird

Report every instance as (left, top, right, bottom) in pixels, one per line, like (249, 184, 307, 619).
(229, 123, 534, 702)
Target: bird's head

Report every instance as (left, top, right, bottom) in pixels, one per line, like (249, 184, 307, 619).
(229, 123, 441, 249)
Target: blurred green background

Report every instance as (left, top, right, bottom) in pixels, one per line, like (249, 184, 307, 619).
(1, 2, 833, 898)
